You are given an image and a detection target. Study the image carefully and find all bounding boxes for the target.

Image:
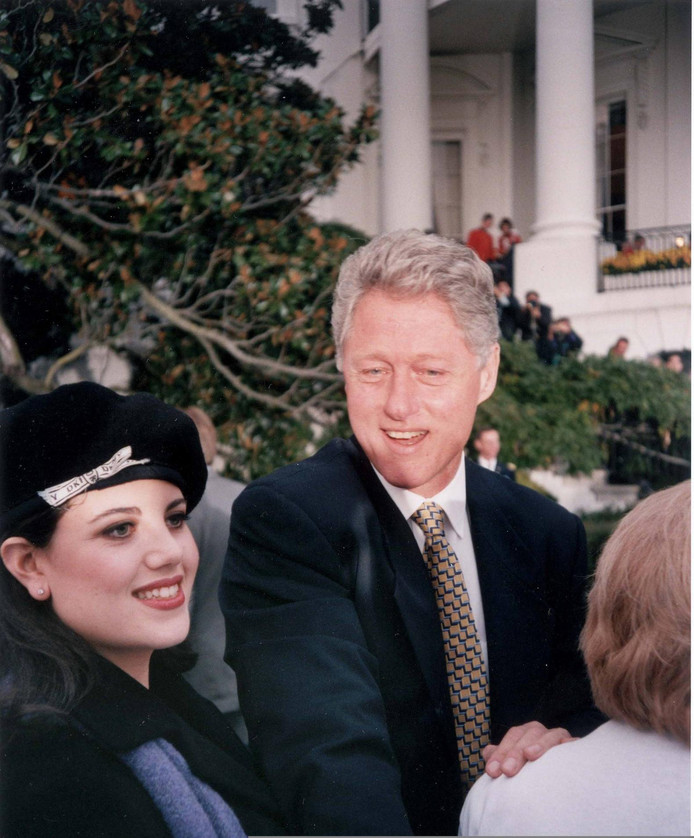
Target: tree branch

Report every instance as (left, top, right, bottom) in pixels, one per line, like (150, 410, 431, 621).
(45, 341, 92, 388)
(138, 282, 341, 383)
(0, 199, 90, 257)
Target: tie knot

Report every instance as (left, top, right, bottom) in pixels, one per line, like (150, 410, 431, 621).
(412, 501, 445, 538)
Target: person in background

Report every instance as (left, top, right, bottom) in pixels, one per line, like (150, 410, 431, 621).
(536, 317, 583, 365)
(493, 280, 521, 341)
(497, 218, 521, 257)
(496, 218, 521, 289)
(466, 213, 497, 263)
(181, 406, 247, 742)
(472, 428, 516, 481)
(518, 290, 552, 343)
(621, 233, 646, 255)
(608, 336, 630, 358)
(665, 352, 684, 374)
(0, 382, 285, 837)
(221, 229, 602, 836)
(460, 479, 690, 837)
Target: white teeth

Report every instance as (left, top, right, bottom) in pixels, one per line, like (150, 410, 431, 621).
(136, 583, 180, 600)
(387, 431, 424, 439)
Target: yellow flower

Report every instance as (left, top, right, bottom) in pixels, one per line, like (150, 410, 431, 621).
(601, 244, 691, 275)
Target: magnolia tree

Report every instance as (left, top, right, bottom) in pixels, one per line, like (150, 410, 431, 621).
(0, 0, 375, 478)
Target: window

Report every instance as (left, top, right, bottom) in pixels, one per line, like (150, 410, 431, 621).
(432, 140, 462, 239)
(596, 99, 627, 243)
(365, 0, 380, 33)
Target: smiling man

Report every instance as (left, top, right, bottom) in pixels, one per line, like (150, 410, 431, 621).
(220, 230, 602, 836)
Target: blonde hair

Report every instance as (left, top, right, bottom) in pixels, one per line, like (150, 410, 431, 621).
(580, 481, 691, 744)
(182, 406, 217, 465)
(331, 229, 498, 370)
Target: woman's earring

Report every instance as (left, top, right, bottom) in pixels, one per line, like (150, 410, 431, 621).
(37, 588, 45, 595)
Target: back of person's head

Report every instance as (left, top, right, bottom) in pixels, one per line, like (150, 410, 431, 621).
(331, 229, 498, 370)
(580, 480, 691, 744)
(182, 406, 217, 465)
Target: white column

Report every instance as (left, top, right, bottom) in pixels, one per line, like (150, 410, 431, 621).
(515, 0, 600, 316)
(379, 0, 433, 232)
(533, 0, 600, 240)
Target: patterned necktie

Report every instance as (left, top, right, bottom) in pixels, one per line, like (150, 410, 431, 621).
(412, 501, 490, 787)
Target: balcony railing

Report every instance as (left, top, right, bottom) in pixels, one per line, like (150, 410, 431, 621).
(598, 224, 691, 292)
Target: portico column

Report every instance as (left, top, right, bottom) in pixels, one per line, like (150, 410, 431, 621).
(533, 0, 600, 240)
(514, 0, 600, 315)
(379, 0, 433, 232)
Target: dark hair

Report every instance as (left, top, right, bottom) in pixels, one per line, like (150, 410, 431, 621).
(0, 507, 98, 722)
(474, 426, 498, 440)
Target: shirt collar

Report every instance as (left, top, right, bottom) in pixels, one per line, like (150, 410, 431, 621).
(373, 456, 468, 538)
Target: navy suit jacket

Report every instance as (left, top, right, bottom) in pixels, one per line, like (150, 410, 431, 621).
(220, 437, 600, 836)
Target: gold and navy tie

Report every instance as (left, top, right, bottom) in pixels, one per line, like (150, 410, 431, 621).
(412, 501, 490, 787)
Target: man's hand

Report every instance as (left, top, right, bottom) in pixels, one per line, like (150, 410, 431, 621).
(483, 721, 575, 778)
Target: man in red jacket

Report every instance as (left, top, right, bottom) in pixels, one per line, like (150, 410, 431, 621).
(466, 213, 497, 262)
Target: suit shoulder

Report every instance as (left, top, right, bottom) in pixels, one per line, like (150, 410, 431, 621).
(468, 458, 580, 525)
(241, 438, 362, 499)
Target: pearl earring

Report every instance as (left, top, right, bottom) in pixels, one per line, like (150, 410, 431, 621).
(37, 588, 45, 596)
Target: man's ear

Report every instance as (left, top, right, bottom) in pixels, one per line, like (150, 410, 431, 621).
(477, 343, 500, 405)
(1, 538, 50, 600)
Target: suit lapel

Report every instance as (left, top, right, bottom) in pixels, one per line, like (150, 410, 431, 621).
(347, 439, 453, 725)
(465, 460, 554, 733)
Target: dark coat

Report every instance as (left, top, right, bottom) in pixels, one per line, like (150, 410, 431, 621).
(220, 437, 601, 836)
(518, 301, 552, 341)
(495, 293, 522, 341)
(477, 458, 517, 481)
(1, 655, 285, 837)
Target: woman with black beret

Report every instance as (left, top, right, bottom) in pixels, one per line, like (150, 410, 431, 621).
(0, 382, 286, 838)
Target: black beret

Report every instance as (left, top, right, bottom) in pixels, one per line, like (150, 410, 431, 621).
(0, 382, 207, 537)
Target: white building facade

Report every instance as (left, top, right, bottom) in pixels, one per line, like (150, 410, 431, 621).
(283, 0, 691, 359)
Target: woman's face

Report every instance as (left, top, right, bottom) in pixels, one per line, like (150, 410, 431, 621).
(36, 479, 198, 684)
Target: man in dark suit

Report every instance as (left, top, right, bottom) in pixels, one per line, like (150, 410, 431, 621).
(518, 289, 552, 342)
(473, 427, 516, 481)
(220, 230, 601, 836)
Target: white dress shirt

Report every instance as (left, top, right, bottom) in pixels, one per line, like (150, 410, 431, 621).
(477, 456, 497, 472)
(372, 455, 488, 670)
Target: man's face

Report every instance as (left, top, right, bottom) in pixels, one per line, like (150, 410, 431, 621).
(666, 354, 684, 373)
(343, 289, 499, 497)
(474, 430, 500, 460)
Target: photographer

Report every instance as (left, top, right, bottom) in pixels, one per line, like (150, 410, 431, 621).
(537, 317, 583, 365)
(518, 291, 552, 342)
